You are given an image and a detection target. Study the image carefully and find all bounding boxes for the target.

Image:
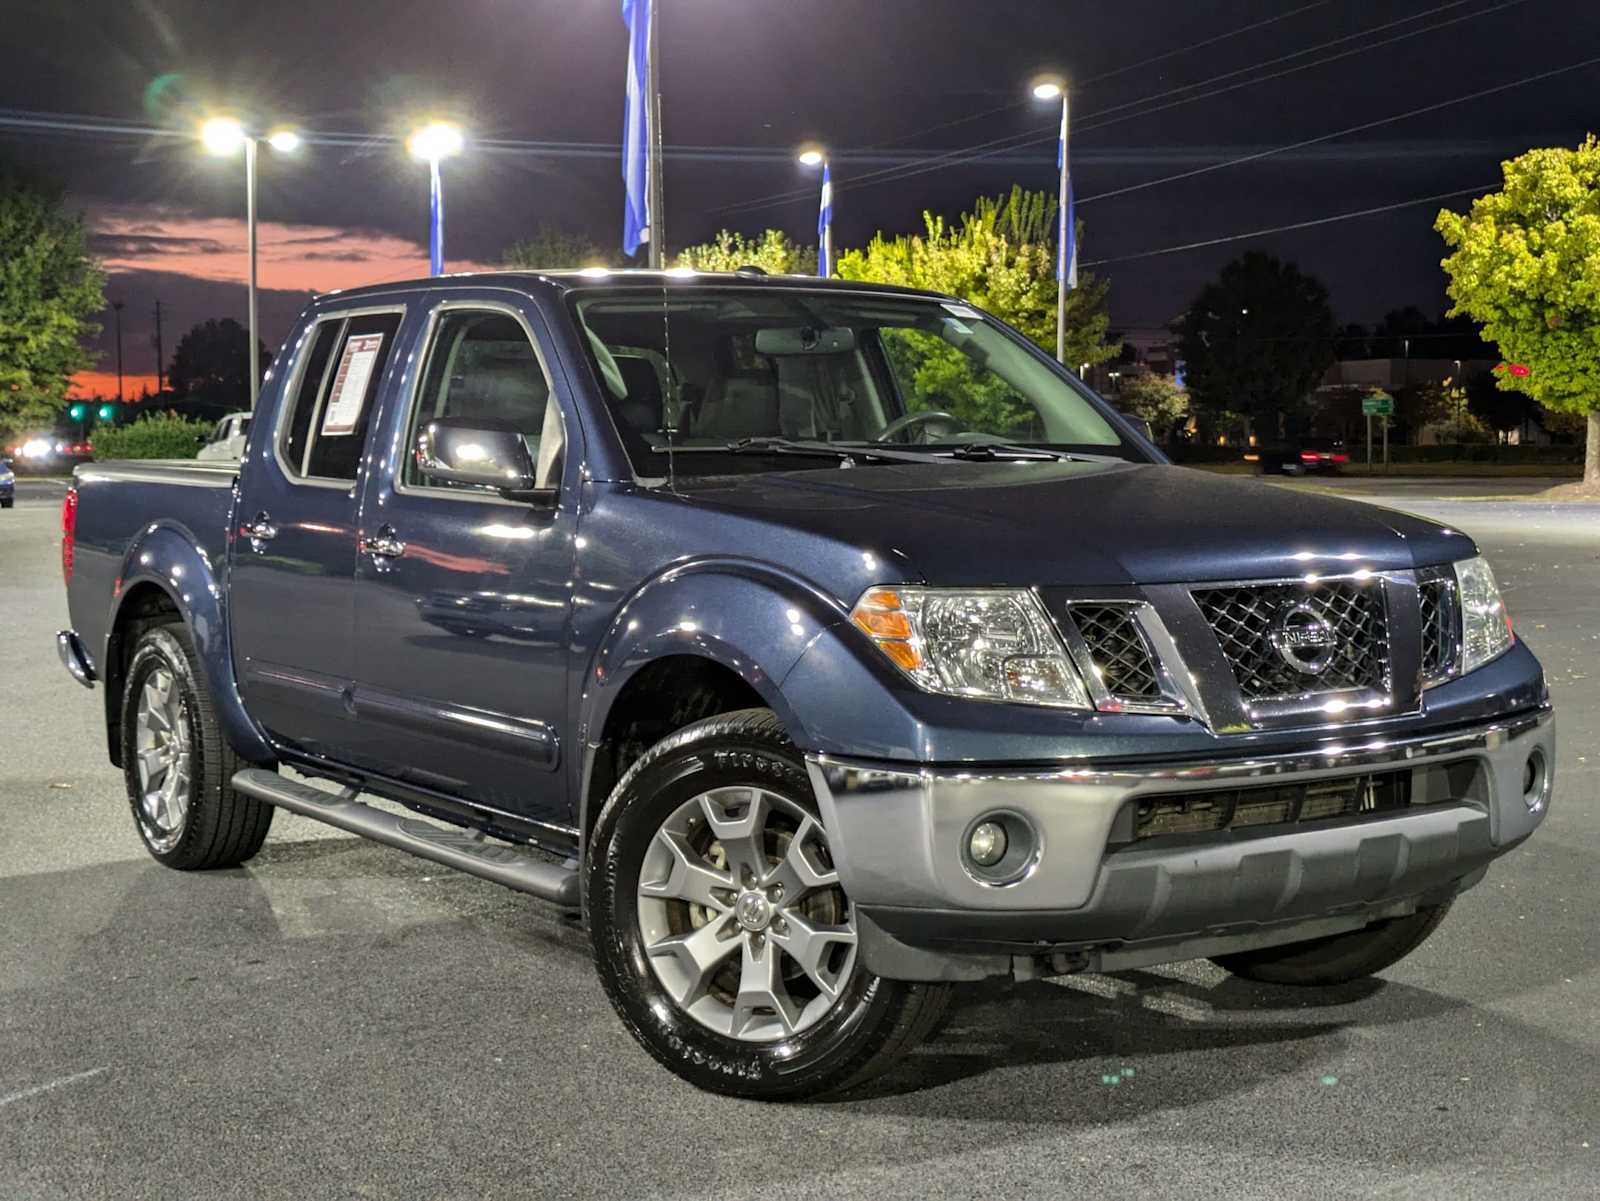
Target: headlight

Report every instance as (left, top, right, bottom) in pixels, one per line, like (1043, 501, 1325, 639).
(1454, 555, 1514, 673)
(850, 586, 1091, 709)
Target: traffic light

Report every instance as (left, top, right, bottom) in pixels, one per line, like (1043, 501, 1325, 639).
(97, 405, 116, 422)
(68, 404, 86, 422)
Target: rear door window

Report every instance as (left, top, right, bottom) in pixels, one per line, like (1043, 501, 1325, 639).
(280, 311, 403, 482)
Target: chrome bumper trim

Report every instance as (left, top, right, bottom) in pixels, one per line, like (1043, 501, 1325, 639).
(56, 629, 96, 689)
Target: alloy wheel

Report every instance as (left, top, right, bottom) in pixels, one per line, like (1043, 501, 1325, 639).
(635, 787, 858, 1042)
(134, 666, 192, 852)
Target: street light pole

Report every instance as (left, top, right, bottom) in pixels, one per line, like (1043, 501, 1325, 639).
(408, 122, 464, 277)
(111, 301, 125, 405)
(1030, 76, 1071, 364)
(245, 136, 259, 407)
(201, 118, 298, 412)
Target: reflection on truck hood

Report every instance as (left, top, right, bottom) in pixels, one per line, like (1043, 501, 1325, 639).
(672, 461, 1478, 586)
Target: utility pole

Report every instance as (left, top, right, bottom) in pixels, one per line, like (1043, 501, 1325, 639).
(153, 300, 165, 395)
(646, 0, 665, 269)
(111, 301, 125, 404)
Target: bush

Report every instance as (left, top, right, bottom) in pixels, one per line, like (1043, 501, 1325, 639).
(91, 412, 211, 460)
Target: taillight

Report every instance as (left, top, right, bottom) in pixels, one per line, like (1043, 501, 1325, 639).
(1331, 453, 1350, 463)
(1299, 451, 1319, 462)
(61, 487, 78, 585)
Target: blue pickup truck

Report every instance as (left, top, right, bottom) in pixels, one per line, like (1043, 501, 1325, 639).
(59, 270, 1553, 1099)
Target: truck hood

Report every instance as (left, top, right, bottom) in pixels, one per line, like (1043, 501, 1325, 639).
(673, 461, 1478, 587)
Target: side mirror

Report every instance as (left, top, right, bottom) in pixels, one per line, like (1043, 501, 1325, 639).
(415, 417, 554, 504)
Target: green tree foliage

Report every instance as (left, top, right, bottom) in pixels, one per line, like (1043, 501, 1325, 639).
(1175, 251, 1337, 437)
(502, 225, 616, 270)
(168, 318, 269, 411)
(1437, 136, 1600, 481)
(90, 411, 210, 460)
(834, 187, 1118, 434)
(0, 164, 105, 439)
(1115, 372, 1189, 437)
(674, 228, 817, 276)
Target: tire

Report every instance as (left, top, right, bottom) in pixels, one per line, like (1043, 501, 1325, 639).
(1210, 901, 1453, 986)
(586, 707, 950, 1100)
(120, 622, 273, 869)
(1, 498, 12, 509)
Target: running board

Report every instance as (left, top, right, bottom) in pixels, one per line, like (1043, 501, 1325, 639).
(232, 768, 580, 907)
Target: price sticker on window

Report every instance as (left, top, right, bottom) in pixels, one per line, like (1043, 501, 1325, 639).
(321, 333, 385, 436)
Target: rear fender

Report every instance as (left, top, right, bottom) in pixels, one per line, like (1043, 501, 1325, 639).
(106, 522, 274, 766)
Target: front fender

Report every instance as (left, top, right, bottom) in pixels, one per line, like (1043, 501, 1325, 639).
(108, 522, 274, 765)
(580, 557, 847, 754)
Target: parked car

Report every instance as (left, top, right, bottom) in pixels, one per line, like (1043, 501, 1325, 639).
(0, 458, 13, 508)
(196, 411, 252, 461)
(1246, 436, 1350, 475)
(57, 271, 1553, 1100)
(8, 434, 92, 474)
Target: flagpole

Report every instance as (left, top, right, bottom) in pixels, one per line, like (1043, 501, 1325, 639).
(1055, 91, 1069, 365)
(647, 0, 665, 269)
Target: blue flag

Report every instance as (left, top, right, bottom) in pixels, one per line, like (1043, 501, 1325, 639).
(817, 162, 833, 277)
(1057, 107, 1077, 289)
(428, 160, 444, 276)
(621, 0, 652, 257)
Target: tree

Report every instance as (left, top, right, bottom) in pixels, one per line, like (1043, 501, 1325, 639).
(1115, 373, 1189, 438)
(168, 318, 270, 412)
(1437, 136, 1600, 483)
(1465, 369, 1535, 441)
(835, 186, 1119, 368)
(0, 163, 105, 439)
(1175, 251, 1337, 439)
(502, 225, 615, 270)
(674, 228, 817, 275)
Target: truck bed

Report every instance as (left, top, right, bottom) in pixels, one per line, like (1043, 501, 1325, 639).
(66, 459, 239, 676)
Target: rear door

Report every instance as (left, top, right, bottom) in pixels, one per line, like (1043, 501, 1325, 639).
(345, 295, 580, 831)
(230, 305, 406, 757)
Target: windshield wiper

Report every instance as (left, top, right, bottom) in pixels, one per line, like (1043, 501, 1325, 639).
(939, 442, 1124, 464)
(659, 437, 943, 466)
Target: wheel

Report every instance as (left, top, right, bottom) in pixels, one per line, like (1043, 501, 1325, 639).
(1210, 901, 1453, 986)
(1, 498, 12, 509)
(121, 622, 273, 869)
(586, 708, 950, 1100)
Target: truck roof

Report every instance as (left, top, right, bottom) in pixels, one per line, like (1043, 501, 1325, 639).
(316, 268, 958, 304)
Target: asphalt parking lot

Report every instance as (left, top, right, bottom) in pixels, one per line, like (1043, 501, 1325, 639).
(2, 473, 1596, 1200)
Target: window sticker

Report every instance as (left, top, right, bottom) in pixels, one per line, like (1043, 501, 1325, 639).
(941, 302, 981, 320)
(320, 333, 385, 436)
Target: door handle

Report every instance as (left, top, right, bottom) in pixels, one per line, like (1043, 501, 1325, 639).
(361, 525, 406, 571)
(245, 511, 277, 554)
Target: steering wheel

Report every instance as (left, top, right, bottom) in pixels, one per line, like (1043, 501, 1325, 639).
(875, 409, 962, 444)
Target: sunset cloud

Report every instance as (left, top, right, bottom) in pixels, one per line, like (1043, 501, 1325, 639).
(89, 207, 499, 295)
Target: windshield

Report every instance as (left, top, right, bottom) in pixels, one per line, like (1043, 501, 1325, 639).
(569, 287, 1146, 477)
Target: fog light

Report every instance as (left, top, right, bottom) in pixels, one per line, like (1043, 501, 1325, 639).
(968, 821, 1008, 867)
(1522, 748, 1548, 812)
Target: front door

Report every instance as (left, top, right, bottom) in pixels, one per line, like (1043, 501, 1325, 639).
(347, 298, 578, 832)
(230, 306, 405, 758)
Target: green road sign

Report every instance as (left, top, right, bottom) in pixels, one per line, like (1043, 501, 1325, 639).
(1362, 395, 1395, 416)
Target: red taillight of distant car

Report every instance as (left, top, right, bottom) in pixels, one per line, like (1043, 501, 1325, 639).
(61, 486, 78, 584)
(1331, 453, 1349, 463)
(1300, 451, 1319, 463)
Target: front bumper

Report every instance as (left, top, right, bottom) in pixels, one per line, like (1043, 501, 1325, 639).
(808, 707, 1553, 980)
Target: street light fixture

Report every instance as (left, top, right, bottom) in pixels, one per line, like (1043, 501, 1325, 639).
(1029, 74, 1070, 363)
(408, 121, 464, 277)
(200, 114, 299, 409)
(797, 143, 831, 277)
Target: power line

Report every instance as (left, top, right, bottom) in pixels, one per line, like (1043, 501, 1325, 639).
(849, 0, 1336, 157)
(1080, 182, 1494, 267)
(711, 0, 1515, 217)
(1079, 51, 1600, 205)
(713, 0, 1510, 219)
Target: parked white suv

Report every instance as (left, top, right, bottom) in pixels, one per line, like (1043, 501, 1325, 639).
(196, 412, 251, 461)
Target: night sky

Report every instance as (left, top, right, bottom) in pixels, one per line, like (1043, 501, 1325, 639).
(2, 0, 1597, 398)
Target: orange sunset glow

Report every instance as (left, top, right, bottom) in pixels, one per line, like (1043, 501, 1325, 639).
(68, 372, 163, 400)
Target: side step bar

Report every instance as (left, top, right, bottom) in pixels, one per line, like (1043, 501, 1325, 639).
(233, 768, 580, 907)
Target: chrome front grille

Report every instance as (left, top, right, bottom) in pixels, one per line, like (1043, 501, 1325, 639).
(1191, 579, 1389, 701)
(1065, 604, 1163, 701)
(1419, 575, 1460, 684)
